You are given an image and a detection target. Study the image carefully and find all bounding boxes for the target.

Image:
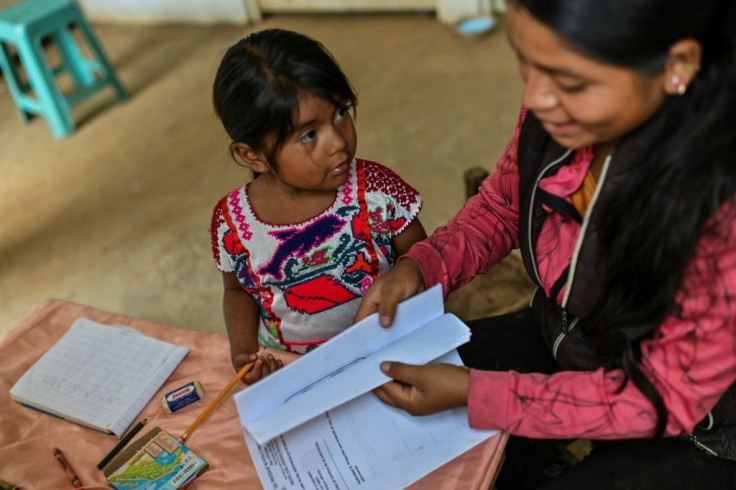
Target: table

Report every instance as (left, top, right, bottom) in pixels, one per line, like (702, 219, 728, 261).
(0, 299, 507, 489)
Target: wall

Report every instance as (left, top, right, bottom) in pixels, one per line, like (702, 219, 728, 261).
(77, 0, 256, 24)
(76, 0, 506, 25)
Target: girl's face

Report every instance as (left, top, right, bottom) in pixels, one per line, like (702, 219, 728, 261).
(266, 92, 357, 194)
(508, 4, 668, 151)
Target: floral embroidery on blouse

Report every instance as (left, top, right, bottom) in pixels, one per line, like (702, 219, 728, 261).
(211, 159, 422, 353)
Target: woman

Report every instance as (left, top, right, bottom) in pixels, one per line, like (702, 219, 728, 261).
(355, 0, 736, 487)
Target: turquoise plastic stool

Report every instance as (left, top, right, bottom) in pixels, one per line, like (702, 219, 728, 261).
(0, 0, 128, 139)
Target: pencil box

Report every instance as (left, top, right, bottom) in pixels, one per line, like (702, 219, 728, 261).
(103, 426, 209, 489)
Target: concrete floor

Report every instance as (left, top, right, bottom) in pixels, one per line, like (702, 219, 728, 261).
(0, 13, 529, 340)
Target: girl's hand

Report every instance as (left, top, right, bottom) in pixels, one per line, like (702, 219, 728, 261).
(373, 361, 470, 416)
(354, 258, 426, 327)
(234, 352, 284, 384)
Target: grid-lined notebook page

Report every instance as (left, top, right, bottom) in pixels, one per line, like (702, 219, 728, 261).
(9, 317, 189, 436)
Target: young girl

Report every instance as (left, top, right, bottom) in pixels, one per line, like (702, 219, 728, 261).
(356, 0, 736, 488)
(210, 29, 426, 383)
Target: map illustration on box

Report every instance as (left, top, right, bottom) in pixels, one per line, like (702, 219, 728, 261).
(103, 427, 209, 489)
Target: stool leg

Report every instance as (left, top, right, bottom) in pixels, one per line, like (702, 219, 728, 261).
(55, 27, 96, 88)
(74, 20, 128, 101)
(17, 38, 75, 138)
(0, 41, 32, 124)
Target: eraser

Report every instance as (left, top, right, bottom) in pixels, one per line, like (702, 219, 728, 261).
(162, 380, 204, 413)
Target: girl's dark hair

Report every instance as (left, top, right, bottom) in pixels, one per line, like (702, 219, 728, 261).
(518, 0, 736, 436)
(212, 29, 357, 166)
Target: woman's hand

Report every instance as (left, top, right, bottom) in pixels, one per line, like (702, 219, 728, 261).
(234, 352, 284, 384)
(373, 361, 470, 416)
(354, 258, 426, 327)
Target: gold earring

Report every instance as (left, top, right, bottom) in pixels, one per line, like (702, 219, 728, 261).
(671, 74, 687, 95)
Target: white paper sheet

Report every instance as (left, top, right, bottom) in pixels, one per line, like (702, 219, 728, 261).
(234, 286, 472, 444)
(244, 351, 496, 489)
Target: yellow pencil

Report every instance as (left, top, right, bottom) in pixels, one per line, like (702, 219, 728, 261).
(178, 357, 258, 443)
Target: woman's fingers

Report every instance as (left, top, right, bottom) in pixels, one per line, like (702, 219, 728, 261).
(354, 259, 426, 327)
(376, 284, 403, 327)
(381, 361, 418, 386)
(372, 383, 402, 409)
(374, 362, 425, 415)
(353, 281, 381, 323)
(376, 361, 470, 415)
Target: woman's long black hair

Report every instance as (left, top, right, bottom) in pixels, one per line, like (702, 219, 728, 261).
(517, 0, 736, 436)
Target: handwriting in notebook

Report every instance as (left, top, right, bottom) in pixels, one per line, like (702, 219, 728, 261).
(10, 317, 189, 436)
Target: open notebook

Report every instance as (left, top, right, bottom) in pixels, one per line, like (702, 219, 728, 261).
(9, 317, 188, 437)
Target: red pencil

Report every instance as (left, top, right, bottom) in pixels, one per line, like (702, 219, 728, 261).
(53, 447, 83, 489)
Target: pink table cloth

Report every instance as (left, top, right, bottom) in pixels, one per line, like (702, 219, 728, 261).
(0, 299, 506, 489)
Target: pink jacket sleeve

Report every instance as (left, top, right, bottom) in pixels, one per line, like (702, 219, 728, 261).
(467, 202, 736, 439)
(403, 110, 526, 298)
